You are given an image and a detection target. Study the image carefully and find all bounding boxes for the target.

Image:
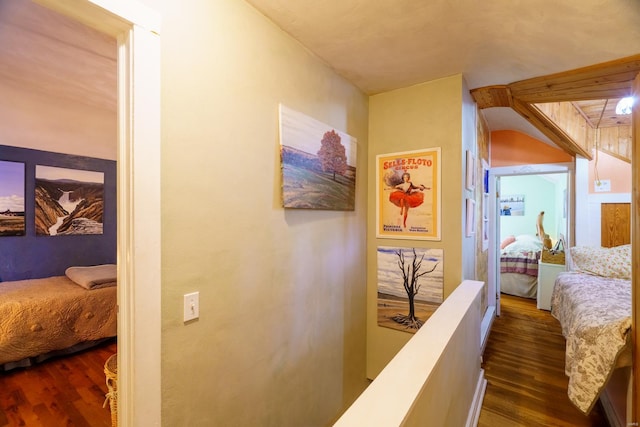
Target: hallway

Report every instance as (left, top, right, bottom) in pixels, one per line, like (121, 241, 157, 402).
(478, 294, 609, 427)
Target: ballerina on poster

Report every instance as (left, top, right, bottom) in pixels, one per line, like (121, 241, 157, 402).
(376, 148, 441, 240)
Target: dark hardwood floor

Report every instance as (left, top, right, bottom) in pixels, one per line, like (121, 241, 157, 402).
(0, 297, 614, 426)
(0, 339, 116, 427)
(478, 294, 609, 427)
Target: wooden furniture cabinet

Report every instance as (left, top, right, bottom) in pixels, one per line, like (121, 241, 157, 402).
(601, 202, 630, 247)
(537, 261, 566, 310)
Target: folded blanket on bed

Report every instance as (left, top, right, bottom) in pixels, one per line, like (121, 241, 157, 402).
(65, 264, 117, 289)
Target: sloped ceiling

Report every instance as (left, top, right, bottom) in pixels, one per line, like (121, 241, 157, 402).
(246, 0, 640, 140)
(2, 0, 639, 151)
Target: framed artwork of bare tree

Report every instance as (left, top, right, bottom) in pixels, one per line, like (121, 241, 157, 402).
(377, 246, 444, 333)
(376, 148, 441, 240)
(279, 104, 358, 210)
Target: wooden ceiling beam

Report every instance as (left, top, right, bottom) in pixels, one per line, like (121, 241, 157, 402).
(509, 55, 640, 102)
(511, 98, 592, 160)
(511, 76, 636, 103)
(534, 101, 592, 153)
(469, 85, 512, 109)
(472, 55, 640, 159)
(571, 101, 595, 128)
(601, 147, 631, 164)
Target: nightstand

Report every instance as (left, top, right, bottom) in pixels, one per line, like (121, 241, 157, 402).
(537, 261, 566, 310)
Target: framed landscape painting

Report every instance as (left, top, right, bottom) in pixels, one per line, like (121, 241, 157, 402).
(279, 104, 357, 210)
(35, 165, 105, 236)
(0, 160, 25, 236)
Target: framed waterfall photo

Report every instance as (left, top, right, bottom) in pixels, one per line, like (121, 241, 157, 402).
(376, 148, 441, 240)
(35, 165, 105, 236)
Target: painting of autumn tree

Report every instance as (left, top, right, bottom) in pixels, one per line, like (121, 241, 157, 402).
(377, 246, 444, 333)
(317, 130, 347, 181)
(279, 105, 357, 210)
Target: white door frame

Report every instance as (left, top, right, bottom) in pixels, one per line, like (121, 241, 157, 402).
(487, 163, 573, 318)
(35, 1, 162, 426)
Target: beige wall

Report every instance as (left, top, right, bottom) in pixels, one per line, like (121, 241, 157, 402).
(367, 75, 465, 378)
(137, 0, 369, 425)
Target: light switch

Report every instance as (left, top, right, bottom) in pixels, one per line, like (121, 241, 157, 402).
(183, 292, 199, 322)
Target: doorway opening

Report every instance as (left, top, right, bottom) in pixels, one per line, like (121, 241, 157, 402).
(487, 163, 572, 318)
(36, 1, 163, 425)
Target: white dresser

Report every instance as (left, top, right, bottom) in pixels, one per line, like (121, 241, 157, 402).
(537, 261, 566, 310)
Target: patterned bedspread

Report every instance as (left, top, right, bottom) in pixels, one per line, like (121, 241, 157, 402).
(500, 249, 540, 276)
(550, 271, 631, 414)
(0, 275, 117, 366)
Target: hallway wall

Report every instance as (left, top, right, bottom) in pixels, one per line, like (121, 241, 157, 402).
(139, 0, 370, 425)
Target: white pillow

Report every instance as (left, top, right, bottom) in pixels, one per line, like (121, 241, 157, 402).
(502, 235, 543, 254)
(569, 245, 631, 279)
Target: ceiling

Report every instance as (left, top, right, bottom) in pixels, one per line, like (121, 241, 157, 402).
(1, 0, 637, 150)
(0, 0, 117, 112)
(246, 0, 640, 143)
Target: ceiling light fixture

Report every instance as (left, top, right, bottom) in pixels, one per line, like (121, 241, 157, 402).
(615, 97, 634, 115)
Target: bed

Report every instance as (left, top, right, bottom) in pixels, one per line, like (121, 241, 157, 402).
(0, 264, 117, 371)
(499, 234, 542, 298)
(550, 245, 632, 415)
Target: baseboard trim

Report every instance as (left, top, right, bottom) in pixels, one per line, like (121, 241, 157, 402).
(480, 307, 496, 355)
(466, 368, 487, 427)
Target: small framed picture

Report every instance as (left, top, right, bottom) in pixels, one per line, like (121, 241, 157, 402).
(0, 160, 25, 236)
(465, 150, 476, 190)
(466, 198, 476, 237)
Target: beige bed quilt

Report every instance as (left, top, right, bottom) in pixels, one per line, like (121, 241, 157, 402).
(550, 271, 631, 414)
(0, 275, 117, 366)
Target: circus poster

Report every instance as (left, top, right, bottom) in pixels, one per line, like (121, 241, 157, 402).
(376, 148, 441, 240)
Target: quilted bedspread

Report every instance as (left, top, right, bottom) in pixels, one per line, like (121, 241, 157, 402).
(0, 275, 117, 365)
(500, 249, 540, 276)
(550, 271, 631, 414)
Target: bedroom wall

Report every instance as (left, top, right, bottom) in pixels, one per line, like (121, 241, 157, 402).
(499, 174, 559, 242)
(367, 75, 468, 378)
(0, 145, 116, 282)
(588, 150, 631, 194)
(135, 0, 369, 425)
(584, 151, 632, 246)
(0, 1, 117, 282)
(491, 130, 572, 166)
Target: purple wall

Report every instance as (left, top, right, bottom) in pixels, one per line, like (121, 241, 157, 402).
(0, 145, 116, 281)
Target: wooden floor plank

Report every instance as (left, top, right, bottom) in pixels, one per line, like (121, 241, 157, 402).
(479, 294, 609, 427)
(0, 300, 616, 427)
(0, 339, 116, 427)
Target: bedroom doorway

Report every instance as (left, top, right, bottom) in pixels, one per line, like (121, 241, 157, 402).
(36, 1, 162, 425)
(487, 164, 572, 317)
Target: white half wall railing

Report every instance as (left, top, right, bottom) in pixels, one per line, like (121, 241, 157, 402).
(334, 280, 486, 427)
